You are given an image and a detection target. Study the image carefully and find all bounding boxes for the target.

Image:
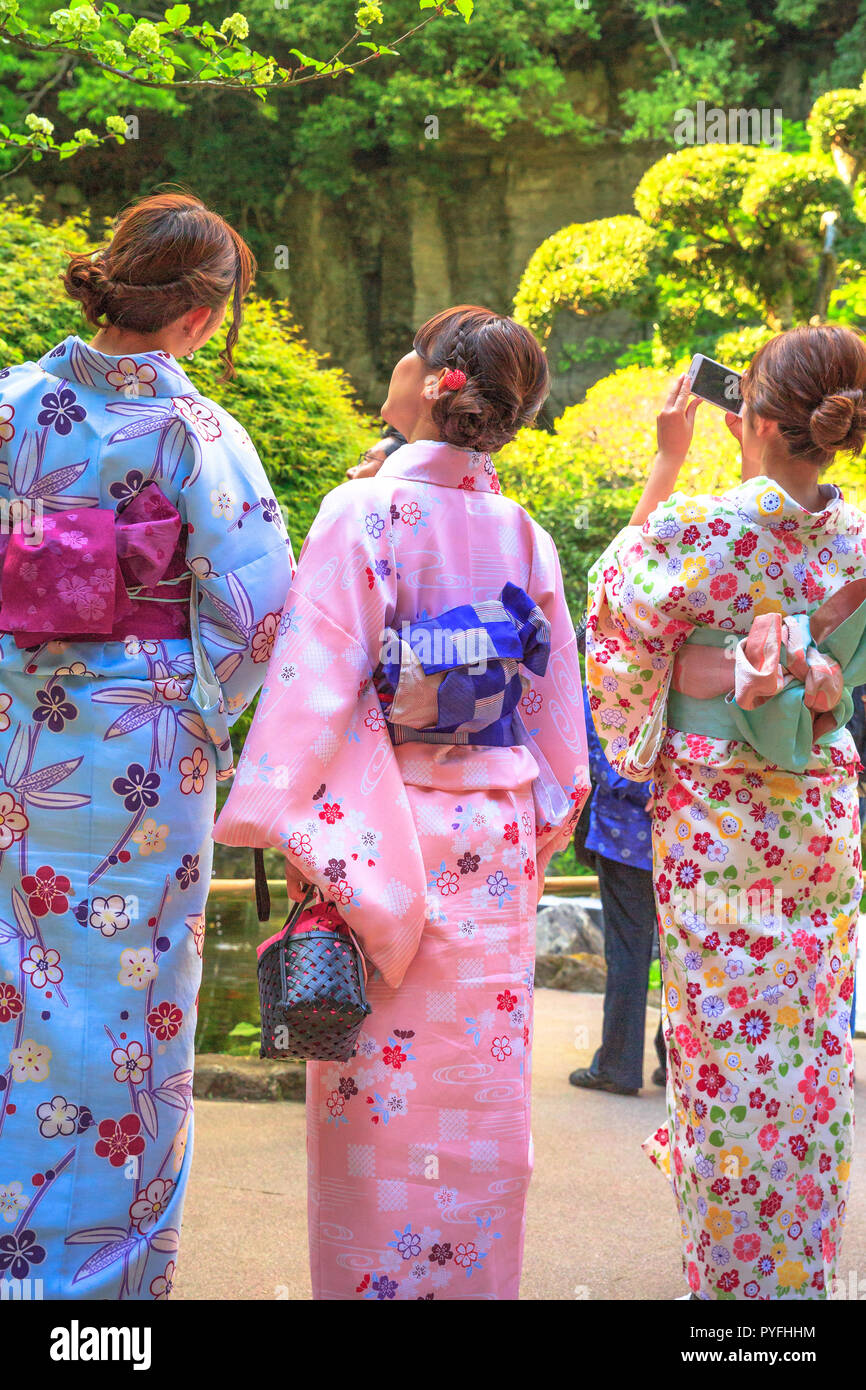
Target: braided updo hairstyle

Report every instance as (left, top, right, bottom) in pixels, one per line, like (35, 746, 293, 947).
(741, 324, 866, 467)
(413, 305, 549, 452)
(63, 192, 255, 380)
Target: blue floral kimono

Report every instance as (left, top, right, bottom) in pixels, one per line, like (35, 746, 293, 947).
(0, 336, 293, 1298)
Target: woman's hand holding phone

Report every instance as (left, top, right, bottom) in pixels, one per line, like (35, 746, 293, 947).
(656, 371, 702, 468)
(724, 410, 743, 446)
(628, 373, 701, 526)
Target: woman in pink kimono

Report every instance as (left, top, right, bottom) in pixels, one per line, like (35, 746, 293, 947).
(215, 306, 589, 1300)
(587, 324, 866, 1300)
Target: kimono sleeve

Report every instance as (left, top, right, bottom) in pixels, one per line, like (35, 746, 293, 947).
(524, 526, 591, 887)
(213, 480, 428, 990)
(586, 496, 696, 781)
(175, 400, 294, 775)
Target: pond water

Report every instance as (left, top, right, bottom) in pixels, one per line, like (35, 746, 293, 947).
(195, 891, 279, 1056)
(194, 886, 606, 1055)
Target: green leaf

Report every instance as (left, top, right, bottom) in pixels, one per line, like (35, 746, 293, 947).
(164, 3, 191, 24)
(730, 1105, 747, 1122)
(228, 1021, 260, 1038)
(779, 1062, 788, 1076)
(710, 1105, 725, 1123)
(708, 1129, 725, 1147)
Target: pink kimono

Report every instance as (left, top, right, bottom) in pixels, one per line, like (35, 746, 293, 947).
(214, 440, 589, 1300)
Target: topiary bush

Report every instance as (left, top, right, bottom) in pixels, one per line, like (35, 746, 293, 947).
(186, 299, 371, 544)
(513, 214, 660, 342)
(0, 199, 371, 545)
(498, 365, 742, 622)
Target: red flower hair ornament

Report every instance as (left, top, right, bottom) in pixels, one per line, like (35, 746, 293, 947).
(441, 368, 467, 392)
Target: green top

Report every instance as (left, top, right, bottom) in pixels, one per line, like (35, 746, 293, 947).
(666, 601, 866, 772)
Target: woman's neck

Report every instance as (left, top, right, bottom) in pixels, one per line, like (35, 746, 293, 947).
(743, 457, 832, 513)
(90, 326, 180, 359)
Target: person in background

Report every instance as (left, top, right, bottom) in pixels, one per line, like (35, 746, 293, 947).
(569, 680, 666, 1095)
(346, 424, 407, 480)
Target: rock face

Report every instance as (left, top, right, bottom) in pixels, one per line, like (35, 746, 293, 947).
(534, 953, 607, 992)
(263, 132, 662, 409)
(193, 1054, 305, 1102)
(536, 899, 604, 957)
(534, 897, 606, 993)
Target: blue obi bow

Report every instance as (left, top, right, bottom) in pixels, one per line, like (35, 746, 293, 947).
(374, 582, 568, 824)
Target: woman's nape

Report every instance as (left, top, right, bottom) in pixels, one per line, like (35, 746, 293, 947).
(90, 302, 227, 362)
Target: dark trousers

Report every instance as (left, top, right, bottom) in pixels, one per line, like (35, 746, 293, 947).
(590, 852, 666, 1090)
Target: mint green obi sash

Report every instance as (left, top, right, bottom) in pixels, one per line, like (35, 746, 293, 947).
(666, 599, 866, 773)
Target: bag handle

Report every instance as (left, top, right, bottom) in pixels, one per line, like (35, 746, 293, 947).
(253, 848, 271, 923)
(253, 849, 322, 926)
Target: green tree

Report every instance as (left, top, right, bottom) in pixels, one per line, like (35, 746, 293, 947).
(0, 0, 472, 171)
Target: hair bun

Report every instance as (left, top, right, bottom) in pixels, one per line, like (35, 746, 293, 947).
(809, 388, 866, 453)
(63, 253, 113, 321)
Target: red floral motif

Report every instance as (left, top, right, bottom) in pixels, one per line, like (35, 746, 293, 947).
(21, 865, 71, 917)
(94, 1113, 146, 1167)
(0, 982, 23, 1023)
(146, 1000, 184, 1040)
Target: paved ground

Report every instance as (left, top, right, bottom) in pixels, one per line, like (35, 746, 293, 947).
(174, 989, 866, 1300)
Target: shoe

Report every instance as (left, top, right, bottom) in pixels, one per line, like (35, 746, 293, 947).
(568, 1067, 639, 1096)
(652, 1065, 666, 1087)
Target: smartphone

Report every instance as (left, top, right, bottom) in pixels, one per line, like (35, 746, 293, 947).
(687, 354, 743, 414)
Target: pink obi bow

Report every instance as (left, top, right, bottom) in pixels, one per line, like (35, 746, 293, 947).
(672, 576, 866, 740)
(0, 482, 187, 648)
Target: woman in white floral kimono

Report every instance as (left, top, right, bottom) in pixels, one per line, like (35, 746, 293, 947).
(587, 325, 866, 1300)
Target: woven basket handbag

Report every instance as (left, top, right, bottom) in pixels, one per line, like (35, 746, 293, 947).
(253, 850, 372, 1062)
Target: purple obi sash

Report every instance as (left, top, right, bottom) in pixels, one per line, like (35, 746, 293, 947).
(0, 482, 192, 647)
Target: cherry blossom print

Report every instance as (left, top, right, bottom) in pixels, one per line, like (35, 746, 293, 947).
(37, 385, 86, 435)
(105, 357, 158, 398)
(146, 1001, 183, 1041)
(89, 895, 130, 937)
(20, 865, 72, 917)
(132, 818, 169, 856)
(0, 403, 14, 444)
(178, 746, 209, 795)
(37, 1095, 79, 1138)
(252, 611, 281, 664)
(0, 791, 28, 849)
(129, 1178, 175, 1233)
(94, 1113, 146, 1168)
(21, 944, 63, 988)
(111, 1041, 152, 1085)
(172, 395, 222, 441)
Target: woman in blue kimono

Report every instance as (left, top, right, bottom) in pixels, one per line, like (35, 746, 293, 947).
(0, 193, 293, 1298)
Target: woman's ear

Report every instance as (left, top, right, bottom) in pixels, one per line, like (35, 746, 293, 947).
(182, 305, 214, 342)
(752, 413, 779, 440)
(422, 370, 447, 402)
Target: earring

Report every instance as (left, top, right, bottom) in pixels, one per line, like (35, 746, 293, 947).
(186, 350, 196, 361)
